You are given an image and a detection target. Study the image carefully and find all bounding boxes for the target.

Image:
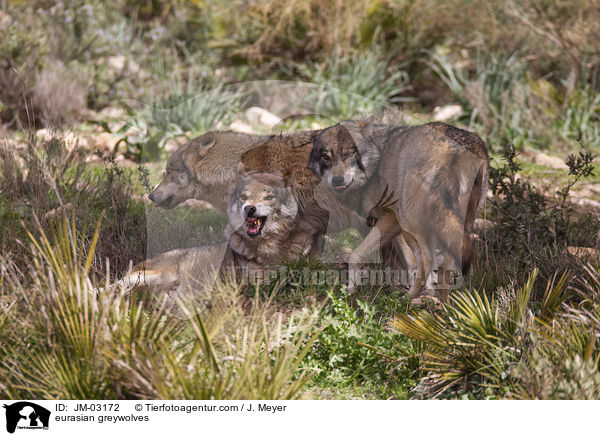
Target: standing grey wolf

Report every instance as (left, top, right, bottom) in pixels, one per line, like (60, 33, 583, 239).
(220, 165, 317, 281)
(149, 131, 268, 211)
(308, 121, 489, 301)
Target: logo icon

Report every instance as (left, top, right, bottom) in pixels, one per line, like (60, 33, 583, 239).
(2, 402, 50, 434)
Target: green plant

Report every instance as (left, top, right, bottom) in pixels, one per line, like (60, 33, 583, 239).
(93, 83, 241, 162)
(0, 216, 320, 399)
(487, 145, 595, 269)
(297, 48, 411, 118)
(391, 269, 570, 398)
(303, 289, 418, 398)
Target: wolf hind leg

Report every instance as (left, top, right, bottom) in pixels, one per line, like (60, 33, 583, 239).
(404, 231, 434, 300)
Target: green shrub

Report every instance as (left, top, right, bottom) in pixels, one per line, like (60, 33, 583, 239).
(297, 48, 411, 118)
(93, 83, 241, 162)
(303, 289, 418, 398)
(0, 217, 319, 399)
(486, 146, 595, 272)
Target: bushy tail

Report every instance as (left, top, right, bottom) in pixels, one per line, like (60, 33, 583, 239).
(461, 161, 488, 275)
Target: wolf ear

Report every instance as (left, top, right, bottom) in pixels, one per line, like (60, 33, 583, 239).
(237, 161, 251, 175)
(199, 132, 216, 149)
(307, 141, 322, 177)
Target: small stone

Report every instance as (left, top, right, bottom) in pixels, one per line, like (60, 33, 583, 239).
(568, 246, 600, 260)
(229, 119, 255, 134)
(534, 152, 568, 170)
(245, 106, 282, 128)
(432, 104, 464, 122)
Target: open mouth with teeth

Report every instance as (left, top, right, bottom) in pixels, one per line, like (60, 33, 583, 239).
(245, 216, 267, 237)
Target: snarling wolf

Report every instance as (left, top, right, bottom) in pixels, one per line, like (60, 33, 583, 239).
(149, 131, 268, 211)
(308, 121, 489, 301)
(220, 165, 317, 279)
(117, 168, 315, 296)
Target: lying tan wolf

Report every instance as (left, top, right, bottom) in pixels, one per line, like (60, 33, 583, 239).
(111, 243, 227, 305)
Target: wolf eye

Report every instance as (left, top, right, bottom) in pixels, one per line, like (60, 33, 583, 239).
(321, 153, 330, 161)
(264, 195, 275, 201)
(241, 194, 248, 201)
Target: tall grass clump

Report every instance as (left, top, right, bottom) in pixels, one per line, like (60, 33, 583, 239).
(392, 267, 600, 399)
(0, 134, 146, 279)
(0, 216, 320, 399)
(94, 81, 241, 161)
(297, 48, 411, 118)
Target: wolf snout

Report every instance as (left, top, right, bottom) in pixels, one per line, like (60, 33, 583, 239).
(244, 205, 257, 217)
(331, 176, 345, 187)
(148, 191, 156, 202)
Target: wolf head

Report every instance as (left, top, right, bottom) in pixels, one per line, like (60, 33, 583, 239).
(227, 165, 298, 240)
(308, 122, 378, 194)
(149, 132, 216, 209)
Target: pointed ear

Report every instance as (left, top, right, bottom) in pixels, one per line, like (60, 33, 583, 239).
(184, 132, 216, 169)
(237, 161, 250, 175)
(307, 141, 322, 177)
(280, 166, 296, 187)
(198, 131, 216, 149)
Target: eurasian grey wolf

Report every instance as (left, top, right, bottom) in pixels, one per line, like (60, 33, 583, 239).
(149, 131, 268, 211)
(308, 121, 489, 301)
(109, 243, 227, 306)
(220, 164, 317, 280)
(113, 168, 313, 296)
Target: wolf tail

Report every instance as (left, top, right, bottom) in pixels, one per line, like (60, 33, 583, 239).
(461, 160, 488, 275)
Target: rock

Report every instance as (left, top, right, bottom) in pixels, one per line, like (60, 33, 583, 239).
(64, 131, 90, 149)
(106, 56, 140, 76)
(95, 132, 120, 151)
(36, 129, 90, 150)
(229, 119, 255, 134)
(568, 246, 600, 260)
(573, 198, 600, 209)
(0, 11, 11, 30)
(245, 106, 282, 128)
(311, 122, 324, 130)
(432, 104, 464, 122)
(534, 152, 568, 170)
(98, 106, 127, 120)
(164, 135, 189, 153)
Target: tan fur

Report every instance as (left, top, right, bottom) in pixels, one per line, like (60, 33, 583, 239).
(114, 244, 228, 304)
(240, 130, 374, 251)
(150, 131, 268, 211)
(220, 170, 315, 282)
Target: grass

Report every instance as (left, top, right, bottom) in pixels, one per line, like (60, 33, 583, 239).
(3, 0, 600, 400)
(0, 216, 320, 399)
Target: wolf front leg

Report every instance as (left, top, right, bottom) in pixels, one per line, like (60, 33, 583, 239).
(347, 212, 402, 293)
